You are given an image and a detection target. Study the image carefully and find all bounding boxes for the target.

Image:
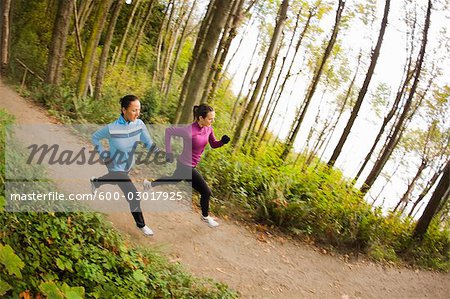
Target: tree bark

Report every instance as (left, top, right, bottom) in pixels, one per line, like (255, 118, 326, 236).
(124, 0, 154, 66)
(174, 0, 217, 123)
(281, 0, 345, 161)
(202, 0, 246, 103)
(413, 159, 450, 240)
(76, 0, 113, 99)
(76, 0, 95, 34)
(165, 0, 198, 98)
(254, 7, 302, 139)
(178, 0, 234, 124)
(94, 0, 123, 100)
(231, 0, 289, 148)
(327, 0, 391, 167)
(112, 0, 141, 66)
(0, 0, 12, 75)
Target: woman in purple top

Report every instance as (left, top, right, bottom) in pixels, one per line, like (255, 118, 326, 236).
(144, 104, 230, 227)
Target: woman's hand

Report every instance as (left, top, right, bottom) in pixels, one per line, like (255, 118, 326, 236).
(221, 135, 230, 144)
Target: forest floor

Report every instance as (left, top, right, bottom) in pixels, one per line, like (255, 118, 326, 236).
(1, 79, 449, 298)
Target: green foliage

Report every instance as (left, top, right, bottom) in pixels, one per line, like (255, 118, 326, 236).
(0, 244, 25, 279)
(140, 86, 163, 123)
(9, 0, 54, 81)
(39, 281, 85, 299)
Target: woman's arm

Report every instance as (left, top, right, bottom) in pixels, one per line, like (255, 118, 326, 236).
(165, 126, 189, 153)
(208, 128, 223, 149)
(139, 121, 158, 152)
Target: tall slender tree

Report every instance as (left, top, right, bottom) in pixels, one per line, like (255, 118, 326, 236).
(231, 0, 289, 148)
(281, 0, 345, 160)
(112, 0, 142, 66)
(165, 0, 199, 98)
(124, 0, 155, 66)
(46, 0, 74, 86)
(76, 0, 113, 99)
(327, 0, 391, 167)
(174, 0, 217, 123)
(94, 0, 124, 100)
(360, 0, 432, 194)
(178, 0, 234, 124)
(413, 159, 450, 240)
(0, 0, 12, 75)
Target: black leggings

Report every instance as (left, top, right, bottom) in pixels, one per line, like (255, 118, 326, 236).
(92, 171, 145, 228)
(152, 161, 211, 217)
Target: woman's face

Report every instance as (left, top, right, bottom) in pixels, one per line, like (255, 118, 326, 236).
(122, 100, 141, 122)
(198, 111, 215, 127)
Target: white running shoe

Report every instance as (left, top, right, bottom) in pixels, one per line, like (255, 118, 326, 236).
(201, 215, 219, 228)
(139, 225, 154, 236)
(90, 176, 97, 194)
(143, 179, 152, 192)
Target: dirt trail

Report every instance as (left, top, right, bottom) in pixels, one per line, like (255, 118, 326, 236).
(1, 80, 449, 299)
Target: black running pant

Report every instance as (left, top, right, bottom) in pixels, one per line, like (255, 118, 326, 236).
(152, 161, 211, 217)
(92, 171, 145, 228)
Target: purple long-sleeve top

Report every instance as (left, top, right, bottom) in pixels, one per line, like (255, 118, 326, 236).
(165, 122, 223, 167)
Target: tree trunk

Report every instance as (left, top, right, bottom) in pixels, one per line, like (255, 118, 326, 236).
(408, 160, 448, 217)
(393, 161, 427, 213)
(254, 6, 303, 140)
(354, 65, 414, 182)
(174, 0, 217, 123)
(76, 0, 113, 99)
(258, 9, 314, 148)
(361, 0, 431, 194)
(413, 159, 450, 240)
(178, 0, 234, 124)
(208, 0, 255, 101)
(230, 30, 260, 122)
(112, 0, 141, 66)
(94, 0, 123, 100)
(245, 37, 283, 144)
(231, 0, 289, 148)
(327, 0, 391, 167)
(158, 0, 179, 88)
(0, 0, 12, 75)
(318, 53, 362, 162)
(281, 0, 345, 161)
(165, 0, 198, 98)
(46, 0, 74, 85)
(161, 0, 189, 93)
(76, 0, 95, 34)
(124, 0, 154, 66)
(202, 0, 245, 103)
(153, 0, 172, 81)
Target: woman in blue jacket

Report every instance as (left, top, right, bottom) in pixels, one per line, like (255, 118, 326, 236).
(91, 95, 159, 236)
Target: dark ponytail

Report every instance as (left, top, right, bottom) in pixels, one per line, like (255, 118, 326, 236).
(193, 104, 214, 121)
(120, 95, 139, 111)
